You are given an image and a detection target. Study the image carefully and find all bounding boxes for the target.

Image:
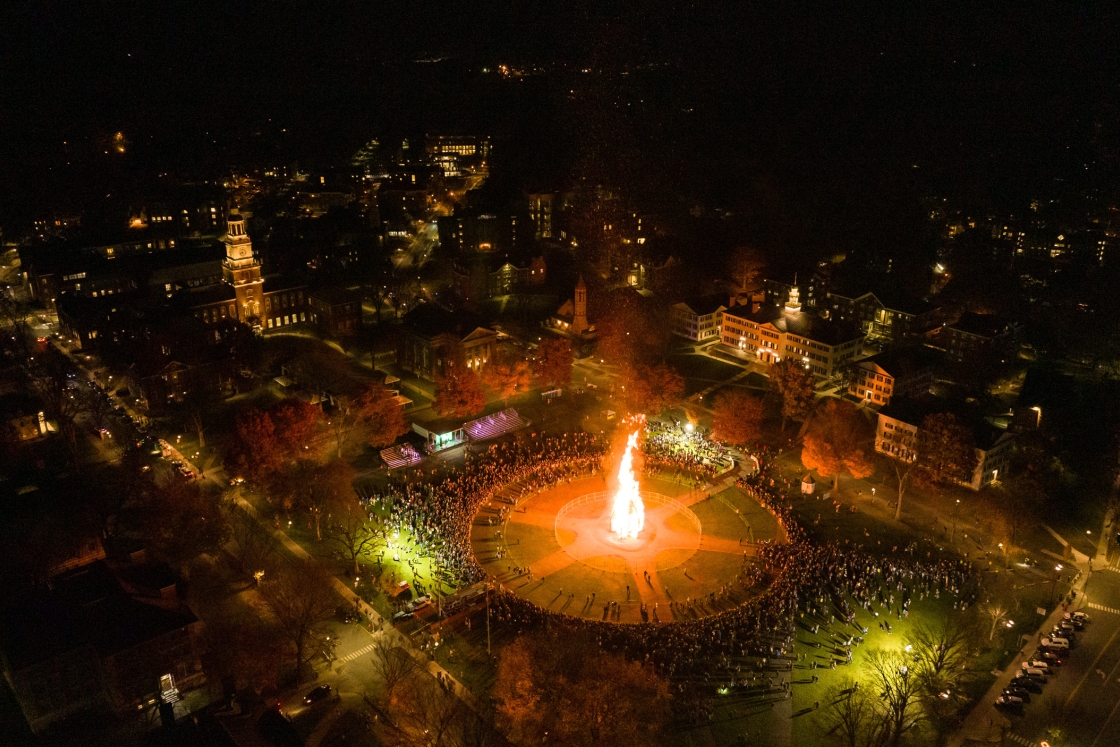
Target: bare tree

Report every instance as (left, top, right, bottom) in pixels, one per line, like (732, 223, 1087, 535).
(892, 458, 914, 521)
(909, 614, 976, 696)
(816, 679, 881, 747)
(326, 496, 384, 574)
(27, 348, 88, 469)
(397, 674, 470, 747)
(864, 649, 925, 747)
(371, 633, 420, 707)
(259, 560, 338, 681)
(226, 505, 276, 582)
(980, 601, 1008, 641)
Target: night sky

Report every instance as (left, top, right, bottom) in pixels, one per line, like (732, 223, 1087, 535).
(3, 1, 1119, 249)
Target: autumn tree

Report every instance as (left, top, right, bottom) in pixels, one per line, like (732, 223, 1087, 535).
(494, 632, 670, 747)
(535, 338, 573, 388)
(482, 354, 532, 406)
(259, 560, 338, 682)
(916, 413, 979, 487)
(141, 476, 230, 575)
(710, 388, 765, 444)
(619, 363, 684, 415)
(801, 399, 874, 491)
(435, 365, 486, 419)
(593, 290, 672, 367)
(978, 473, 1044, 546)
(728, 246, 766, 292)
(226, 408, 283, 486)
(770, 358, 815, 430)
(356, 381, 408, 450)
(270, 398, 323, 459)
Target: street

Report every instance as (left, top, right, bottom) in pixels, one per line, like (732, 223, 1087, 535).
(1004, 559, 1120, 747)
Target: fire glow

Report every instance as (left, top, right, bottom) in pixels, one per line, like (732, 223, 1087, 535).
(610, 427, 645, 539)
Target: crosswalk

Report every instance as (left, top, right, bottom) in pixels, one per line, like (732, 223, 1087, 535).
(1007, 733, 1033, 747)
(339, 642, 376, 663)
(1089, 602, 1120, 615)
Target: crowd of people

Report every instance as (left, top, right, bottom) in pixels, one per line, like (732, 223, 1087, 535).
(363, 426, 979, 686)
(361, 432, 606, 588)
(642, 420, 732, 479)
(481, 436, 978, 682)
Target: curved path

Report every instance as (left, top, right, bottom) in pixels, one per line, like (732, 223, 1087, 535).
(473, 463, 780, 623)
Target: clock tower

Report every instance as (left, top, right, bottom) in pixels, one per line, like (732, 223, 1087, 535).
(222, 210, 263, 322)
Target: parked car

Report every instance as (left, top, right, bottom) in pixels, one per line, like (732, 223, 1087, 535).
(1036, 651, 1064, 665)
(1002, 687, 1031, 703)
(303, 685, 332, 705)
(1041, 637, 1069, 650)
(1011, 674, 1043, 693)
(995, 695, 1024, 709)
(407, 595, 432, 612)
(391, 610, 414, 621)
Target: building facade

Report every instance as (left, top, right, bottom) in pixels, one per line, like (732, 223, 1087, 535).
(671, 295, 728, 341)
(849, 347, 940, 406)
(719, 287, 863, 377)
(399, 305, 498, 380)
(876, 402, 1015, 490)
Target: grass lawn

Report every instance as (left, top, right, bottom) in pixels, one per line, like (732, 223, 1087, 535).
(667, 354, 743, 396)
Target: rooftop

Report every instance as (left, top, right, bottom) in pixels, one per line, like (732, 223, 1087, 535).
(878, 396, 1008, 450)
(677, 293, 728, 316)
(950, 311, 1011, 338)
(858, 345, 943, 378)
(402, 303, 494, 341)
(3, 561, 196, 671)
(726, 303, 863, 346)
(309, 286, 362, 306)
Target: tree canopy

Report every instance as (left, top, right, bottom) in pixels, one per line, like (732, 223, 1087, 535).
(916, 413, 979, 487)
(801, 399, 875, 490)
(535, 338, 574, 388)
(770, 358, 815, 430)
(435, 366, 486, 419)
(710, 388, 764, 444)
(495, 632, 670, 747)
(620, 363, 684, 415)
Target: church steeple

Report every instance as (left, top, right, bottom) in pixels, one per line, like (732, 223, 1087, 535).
(572, 276, 589, 334)
(784, 283, 802, 313)
(222, 209, 264, 322)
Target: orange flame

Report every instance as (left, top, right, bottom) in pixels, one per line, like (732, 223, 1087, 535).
(610, 427, 645, 539)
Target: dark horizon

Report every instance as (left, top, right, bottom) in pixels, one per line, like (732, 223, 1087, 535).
(3, 2, 1120, 252)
